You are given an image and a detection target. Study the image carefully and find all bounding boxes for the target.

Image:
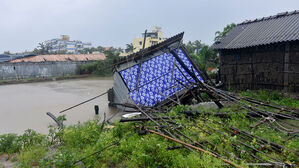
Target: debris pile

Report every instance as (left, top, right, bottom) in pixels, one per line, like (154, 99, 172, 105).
(108, 33, 298, 167)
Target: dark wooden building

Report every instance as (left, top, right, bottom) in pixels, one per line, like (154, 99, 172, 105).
(213, 11, 299, 92)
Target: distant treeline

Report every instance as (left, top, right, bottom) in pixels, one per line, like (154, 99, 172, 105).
(76, 50, 120, 76)
(76, 40, 222, 77)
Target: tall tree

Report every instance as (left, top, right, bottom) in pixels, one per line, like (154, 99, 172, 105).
(184, 40, 203, 54)
(97, 46, 105, 52)
(3, 51, 11, 55)
(214, 23, 236, 42)
(125, 43, 134, 53)
(197, 45, 217, 71)
(35, 42, 52, 55)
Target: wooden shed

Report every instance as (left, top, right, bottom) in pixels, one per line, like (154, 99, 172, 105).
(213, 11, 299, 92)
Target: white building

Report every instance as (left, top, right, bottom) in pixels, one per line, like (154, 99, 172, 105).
(44, 35, 92, 54)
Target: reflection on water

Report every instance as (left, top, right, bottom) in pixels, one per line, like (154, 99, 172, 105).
(0, 77, 117, 135)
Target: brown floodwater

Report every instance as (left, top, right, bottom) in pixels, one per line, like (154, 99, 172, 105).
(0, 77, 117, 135)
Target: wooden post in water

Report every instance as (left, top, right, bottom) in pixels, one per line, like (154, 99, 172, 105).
(94, 105, 99, 115)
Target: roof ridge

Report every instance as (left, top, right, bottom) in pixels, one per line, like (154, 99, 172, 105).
(238, 10, 299, 25)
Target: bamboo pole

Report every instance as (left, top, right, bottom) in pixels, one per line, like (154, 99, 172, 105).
(148, 129, 243, 168)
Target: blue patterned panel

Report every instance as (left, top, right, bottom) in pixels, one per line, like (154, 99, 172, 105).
(119, 64, 139, 91)
(139, 53, 174, 87)
(119, 48, 204, 106)
(175, 49, 204, 83)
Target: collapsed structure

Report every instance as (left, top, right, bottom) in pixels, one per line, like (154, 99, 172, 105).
(105, 32, 298, 167)
(51, 31, 298, 167)
(109, 32, 220, 108)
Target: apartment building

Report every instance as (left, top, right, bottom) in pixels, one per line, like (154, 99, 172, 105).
(44, 35, 92, 54)
(132, 27, 167, 53)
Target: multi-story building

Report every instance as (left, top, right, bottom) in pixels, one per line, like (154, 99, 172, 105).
(44, 35, 92, 54)
(132, 27, 167, 53)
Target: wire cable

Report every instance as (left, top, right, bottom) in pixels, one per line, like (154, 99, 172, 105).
(59, 91, 108, 113)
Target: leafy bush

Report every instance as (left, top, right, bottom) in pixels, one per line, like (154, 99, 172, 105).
(18, 146, 47, 167)
(76, 50, 120, 76)
(20, 129, 46, 149)
(0, 129, 45, 155)
(52, 150, 76, 167)
(0, 134, 21, 154)
(62, 120, 104, 149)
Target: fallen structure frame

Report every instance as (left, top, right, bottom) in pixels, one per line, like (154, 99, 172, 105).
(107, 32, 298, 167)
(109, 32, 222, 109)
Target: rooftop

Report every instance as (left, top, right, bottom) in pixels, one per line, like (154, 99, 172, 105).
(0, 54, 36, 63)
(10, 54, 106, 63)
(213, 10, 299, 49)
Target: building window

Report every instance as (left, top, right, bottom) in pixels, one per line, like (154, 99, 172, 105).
(152, 41, 157, 45)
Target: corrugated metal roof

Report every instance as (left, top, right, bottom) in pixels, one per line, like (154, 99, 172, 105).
(213, 10, 299, 49)
(0, 54, 10, 62)
(0, 54, 36, 63)
(10, 54, 106, 63)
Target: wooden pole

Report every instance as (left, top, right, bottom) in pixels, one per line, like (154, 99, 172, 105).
(148, 129, 243, 168)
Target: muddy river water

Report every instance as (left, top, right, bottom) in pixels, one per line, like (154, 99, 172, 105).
(0, 77, 117, 135)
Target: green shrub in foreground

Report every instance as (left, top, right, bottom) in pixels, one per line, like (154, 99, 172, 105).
(0, 133, 21, 154)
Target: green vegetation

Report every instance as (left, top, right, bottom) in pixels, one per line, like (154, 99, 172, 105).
(0, 90, 297, 167)
(31, 43, 124, 55)
(125, 43, 134, 53)
(214, 23, 236, 42)
(240, 90, 299, 108)
(3, 51, 12, 55)
(79, 46, 124, 55)
(76, 50, 120, 76)
(184, 23, 236, 75)
(0, 129, 46, 156)
(78, 40, 220, 77)
(184, 41, 219, 73)
(0, 75, 88, 86)
(32, 42, 52, 55)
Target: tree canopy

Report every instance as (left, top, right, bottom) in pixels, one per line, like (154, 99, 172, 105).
(3, 51, 11, 55)
(214, 23, 236, 42)
(32, 42, 52, 55)
(125, 43, 134, 53)
(184, 40, 203, 55)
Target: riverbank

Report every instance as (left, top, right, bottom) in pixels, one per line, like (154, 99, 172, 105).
(0, 90, 298, 167)
(0, 74, 95, 86)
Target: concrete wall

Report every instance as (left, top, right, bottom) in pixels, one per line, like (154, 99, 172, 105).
(0, 61, 90, 80)
(219, 41, 299, 92)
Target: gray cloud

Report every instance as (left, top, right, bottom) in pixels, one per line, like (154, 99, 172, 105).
(0, 0, 298, 53)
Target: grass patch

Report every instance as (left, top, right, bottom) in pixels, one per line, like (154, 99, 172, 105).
(240, 90, 299, 108)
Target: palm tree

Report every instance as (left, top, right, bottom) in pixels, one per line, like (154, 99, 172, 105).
(37, 42, 52, 55)
(125, 43, 134, 53)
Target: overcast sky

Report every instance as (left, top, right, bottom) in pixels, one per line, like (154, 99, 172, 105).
(0, 0, 298, 53)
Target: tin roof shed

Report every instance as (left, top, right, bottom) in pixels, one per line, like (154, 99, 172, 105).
(213, 10, 299, 49)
